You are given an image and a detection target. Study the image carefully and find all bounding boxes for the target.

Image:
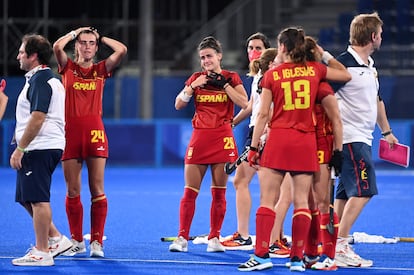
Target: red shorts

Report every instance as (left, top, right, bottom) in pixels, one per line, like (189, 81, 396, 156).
(317, 135, 333, 164)
(185, 124, 238, 164)
(62, 116, 108, 160)
(260, 128, 319, 172)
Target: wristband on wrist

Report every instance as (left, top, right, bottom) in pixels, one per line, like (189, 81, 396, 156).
(17, 146, 27, 153)
(223, 83, 230, 89)
(381, 129, 392, 137)
(249, 146, 258, 152)
(322, 51, 334, 64)
(69, 31, 77, 41)
(179, 91, 192, 102)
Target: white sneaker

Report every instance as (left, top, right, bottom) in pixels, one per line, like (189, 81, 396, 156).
(90, 240, 104, 257)
(169, 236, 188, 252)
(311, 255, 338, 271)
(207, 237, 225, 252)
(335, 239, 373, 267)
(12, 247, 54, 266)
(352, 253, 373, 267)
(49, 235, 73, 257)
(62, 239, 86, 256)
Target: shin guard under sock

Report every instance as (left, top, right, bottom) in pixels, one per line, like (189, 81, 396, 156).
(91, 194, 108, 244)
(255, 206, 275, 258)
(305, 209, 320, 256)
(179, 187, 199, 240)
(66, 195, 84, 241)
(320, 212, 339, 258)
(291, 208, 311, 259)
(208, 186, 226, 239)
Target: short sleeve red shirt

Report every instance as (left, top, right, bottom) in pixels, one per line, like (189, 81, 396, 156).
(261, 61, 329, 132)
(60, 59, 111, 119)
(186, 70, 243, 129)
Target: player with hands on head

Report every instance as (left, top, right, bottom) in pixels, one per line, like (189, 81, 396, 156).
(0, 79, 8, 121)
(169, 36, 248, 253)
(11, 34, 73, 266)
(53, 26, 127, 258)
(238, 27, 350, 272)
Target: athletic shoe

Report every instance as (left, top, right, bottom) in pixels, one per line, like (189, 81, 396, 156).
(311, 255, 338, 271)
(169, 236, 188, 252)
(221, 232, 253, 251)
(49, 235, 73, 257)
(207, 237, 225, 252)
(281, 237, 291, 247)
(238, 254, 273, 271)
(290, 256, 306, 272)
(335, 239, 372, 267)
(303, 254, 320, 268)
(269, 240, 290, 258)
(12, 247, 54, 266)
(90, 240, 104, 257)
(62, 239, 86, 256)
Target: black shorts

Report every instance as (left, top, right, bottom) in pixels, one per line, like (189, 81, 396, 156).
(15, 149, 62, 203)
(335, 142, 377, 200)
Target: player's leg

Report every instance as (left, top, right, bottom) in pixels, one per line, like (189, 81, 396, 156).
(335, 142, 375, 267)
(238, 167, 282, 271)
(269, 173, 292, 258)
(206, 163, 228, 252)
(62, 158, 86, 256)
(222, 160, 256, 250)
(85, 157, 107, 257)
(170, 164, 207, 252)
(310, 164, 338, 270)
(289, 172, 313, 271)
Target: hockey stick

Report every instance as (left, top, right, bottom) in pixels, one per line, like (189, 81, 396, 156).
(224, 147, 249, 174)
(395, 237, 414, 242)
(160, 234, 208, 242)
(326, 169, 336, 235)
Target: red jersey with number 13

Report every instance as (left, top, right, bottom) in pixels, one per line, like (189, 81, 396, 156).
(60, 59, 111, 118)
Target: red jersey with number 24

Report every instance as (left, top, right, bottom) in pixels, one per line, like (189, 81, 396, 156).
(59, 59, 111, 119)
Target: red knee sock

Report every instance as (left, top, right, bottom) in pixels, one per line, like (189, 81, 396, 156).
(320, 212, 339, 259)
(305, 209, 320, 257)
(66, 195, 84, 242)
(179, 187, 199, 240)
(91, 194, 108, 244)
(291, 208, 311, 259)
(254, 206, 275, 258)
(208, 186, 226, 240)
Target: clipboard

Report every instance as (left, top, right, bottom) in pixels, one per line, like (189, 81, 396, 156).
(379, 138, 410, 168)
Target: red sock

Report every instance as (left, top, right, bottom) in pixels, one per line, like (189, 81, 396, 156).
(91, 194, 108, 244)
(208, 186, 226, 239)
(66, 195, 83, 241)
(320, 212, 339, 259)
(179, 187, 199, 240)
(291, 208, 311, 259)
(305, 209, 320, 256)
(254, 206, 275, 258)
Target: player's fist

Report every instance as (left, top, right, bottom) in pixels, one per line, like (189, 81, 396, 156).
(247, 146, 260, 167)
(207, 72, 229, 88)
(329, 149, 343, 176)
(0, 79, 6, 92)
